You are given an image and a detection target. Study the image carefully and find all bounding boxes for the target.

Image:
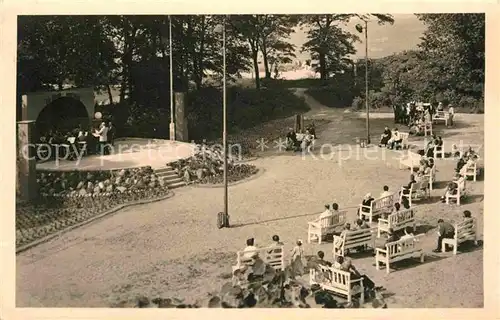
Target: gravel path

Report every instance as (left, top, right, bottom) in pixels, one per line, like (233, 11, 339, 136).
(16, 93, 484, 308)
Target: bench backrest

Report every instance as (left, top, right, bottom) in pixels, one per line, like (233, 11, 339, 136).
(372, 193, 396, 211)
(236, 246, 285, 270)
(384, 235, 422, 256)
(389, 208, 415, 226)
(311, 265, 352, 291)
(435, 111, 446, 119)
(332, 210, 347, 226)
(343, 228, 374, 245)
(455, 218, 476, 242)
(400, 132, 409, 142)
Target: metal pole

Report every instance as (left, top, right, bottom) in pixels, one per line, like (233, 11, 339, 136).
(169, 15, 175, 141)
(223, 19, 228, 217)
(365, 20, 370, 144)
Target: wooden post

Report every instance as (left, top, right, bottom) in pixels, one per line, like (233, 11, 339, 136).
(299, 114, 305, 133)
(174, 92, 188, 141)
(294, 114, 301, 132)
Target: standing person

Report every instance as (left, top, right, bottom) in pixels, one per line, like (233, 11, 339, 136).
(290, 239, 305, 276)
(108, 121, 116, 147)
(447, 104, 455, 127)
(94, 121, 109, 155)
(433, 219, 455, 252)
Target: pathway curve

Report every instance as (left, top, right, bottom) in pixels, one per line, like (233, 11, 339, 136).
(16, 91, 484, 308)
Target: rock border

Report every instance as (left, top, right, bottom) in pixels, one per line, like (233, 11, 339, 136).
(192, 168, 265, 189)
(16, 190, 175, 254)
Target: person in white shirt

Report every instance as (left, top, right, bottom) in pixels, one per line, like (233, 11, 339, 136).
(95, 121, 109, 155)
(242, 238, 258, 259)
(380, 185, 392, 199)
(388, 128, 402, 150)
(447, 104, 455, 127)
(319, 204, 332, 219)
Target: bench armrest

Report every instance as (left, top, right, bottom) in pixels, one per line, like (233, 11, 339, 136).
(375, 247, 387, 254)
(350, 277, 363, 285)
(378, 218, 389, 223)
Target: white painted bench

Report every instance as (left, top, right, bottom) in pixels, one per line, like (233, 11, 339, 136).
(359, 194, 396, 224)
(433, 142, 444, 159)
(445, 177, 467, 206)
(460, 161, 478, 182)
(442, 219, 478, 255)
(307, 210, 347, 244)
(399, 180, 430, 207)
(377, 207, 416, 238)
(399, 151, 421, 170)
(423, 122, 433, 136)
(419, 166, 436, 190)
(232, 246, 285, 274)
(399, 132, 410, 149)
(333, 227, 376, 260)
(433, 111, 448, 126)
(309, 265, 365, 303)
(375, 235, 424, 274)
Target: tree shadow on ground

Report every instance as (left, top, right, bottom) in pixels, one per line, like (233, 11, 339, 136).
(374, 253, 447, 273)
(414, 224, 436, 235)
(230, 212, 320, 228)
(456, 240, 483, 254)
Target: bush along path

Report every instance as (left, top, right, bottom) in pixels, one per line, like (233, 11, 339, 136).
(16, 166, 172, 250)
(169, 144, 259, 185)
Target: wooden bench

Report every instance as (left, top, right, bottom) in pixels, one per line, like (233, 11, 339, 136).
(377, 207, 416, 238)
(359, 194, 396, 224)
(399, 180, 430, 207)
(433, 111, 448, 126)
(460, 161, 478, 182)
(433, 143, 444, 159)
(309, 265, 365, 303)
(399, 151, 421, 170)
(232, 245, 285, 273)
(375, 235, 424, 274)
(441, 219, 478, 255)
(445, 177, 467, 206)
(423, 122, 433, 136)
(307, 210, 347, 244)
(419, 166, 436, 190)
(333, 227, 376, 260)
(399, 132, 410, 149)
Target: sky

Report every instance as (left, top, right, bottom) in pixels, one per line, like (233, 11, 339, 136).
(289, 14, 427, 61)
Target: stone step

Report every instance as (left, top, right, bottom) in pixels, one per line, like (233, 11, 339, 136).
(156, 171, 179, 179)
(168, 181, 187, 189)
(155, 166, 176, 174)
(163, 176, 184, 184)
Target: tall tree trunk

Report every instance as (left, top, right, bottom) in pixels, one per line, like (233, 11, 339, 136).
(261, 42, 271, 79)
(194, 16, 206, 90)
(107, 85, 114, 104)
(252, 50, 260, 89)
(319, 52, 327, 81)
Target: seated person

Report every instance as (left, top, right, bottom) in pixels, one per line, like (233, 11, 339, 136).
(306, 123, 317, 139)
(401, 174, 417, 195)
(380, 185, 392, 199)
(400, 226, 415, 240)
(401, 197, 411, 209)
(433, 219, 455, 253)
(463, 210, 473, 223)
(355, 218, 370, 230)
(382, 202, 400, 220)
(242, 238, 259, 259)
(440, 181, 458, 202)
(427, 158, 435, 169)
(456, 156, 467, 173)
(301, 130, 314, 151)
(388, 128, 403, 150)
(358, 193, 375, 217)
(316, 251, 332, 267)
(319, 204, 332, 219)
(270, 235, 284, 247)
(437, 102, 444, 111)
(334, 256, 376, 293)
(425, 138, 437, 158)
(285, 129, 300, 150)
(378, 228, 400, 249)
(379, 127, 392, 147)
(436, 136, 443, 152)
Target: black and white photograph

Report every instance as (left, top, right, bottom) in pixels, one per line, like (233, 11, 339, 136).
(2, 3, 495, 314)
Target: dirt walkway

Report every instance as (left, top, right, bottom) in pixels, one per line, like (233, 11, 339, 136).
(17, 93, 484, 308)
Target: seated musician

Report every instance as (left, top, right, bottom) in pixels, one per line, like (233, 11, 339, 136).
(379, 126, 392, 147)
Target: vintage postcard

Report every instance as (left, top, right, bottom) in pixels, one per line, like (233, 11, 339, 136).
(1, 0, 499, 319)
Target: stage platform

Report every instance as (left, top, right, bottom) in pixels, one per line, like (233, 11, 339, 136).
(36, 138, 197, 171)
